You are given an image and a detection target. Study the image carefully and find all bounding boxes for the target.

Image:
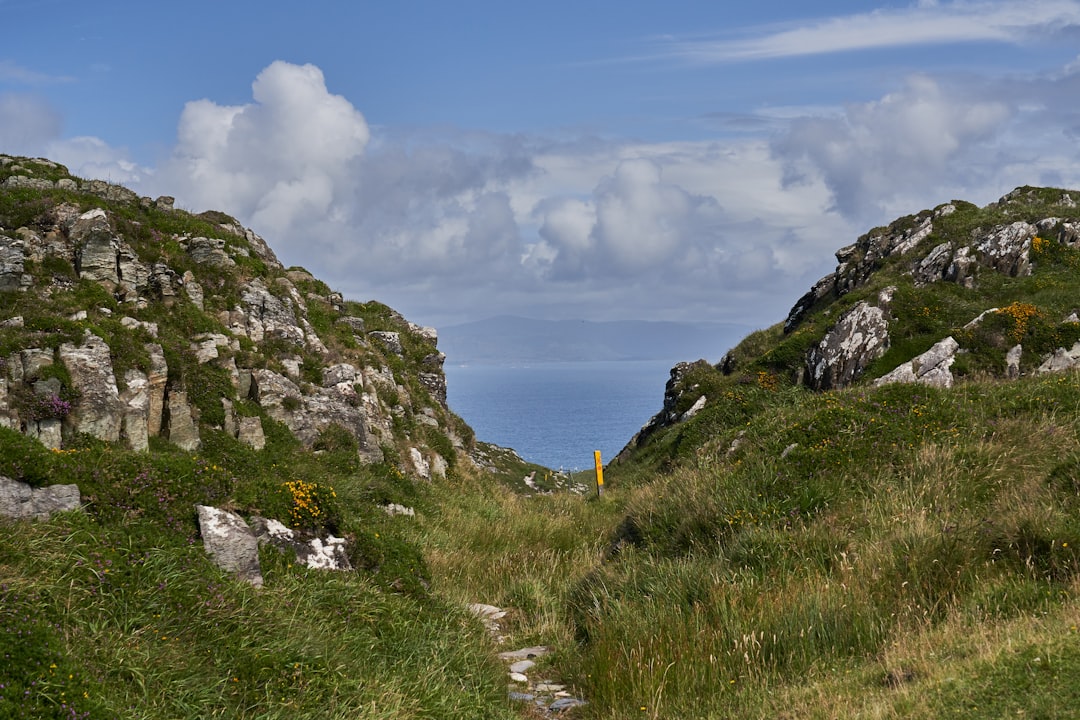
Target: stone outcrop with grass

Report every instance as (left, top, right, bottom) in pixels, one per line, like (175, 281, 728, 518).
(0, 154, 470, 478)
(621, 186, 1080, 455)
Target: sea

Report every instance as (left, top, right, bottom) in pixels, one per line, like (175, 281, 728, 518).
(444, 360, 675, 471)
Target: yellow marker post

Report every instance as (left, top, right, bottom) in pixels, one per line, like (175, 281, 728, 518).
(594, 450, 604, 497)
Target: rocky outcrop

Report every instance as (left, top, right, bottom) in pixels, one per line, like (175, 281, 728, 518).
(785, 211, 939, 332)
(615, 360, 710, 461)
(0, 155, 460, 480)
(874, 336, 959, 389)
(805, 299, 891, 391)
(60, 333, 124, 443)
(0, 476, 81, 520)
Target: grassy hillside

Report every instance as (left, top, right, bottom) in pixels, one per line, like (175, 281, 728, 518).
(5, 161, 1080, 718)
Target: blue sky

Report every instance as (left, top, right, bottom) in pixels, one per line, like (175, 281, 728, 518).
(4, 0, 1080, 332)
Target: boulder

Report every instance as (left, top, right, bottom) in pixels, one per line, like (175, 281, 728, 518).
(806, 300, 890, 391)
(195, 505, 262, 587)
(874, 336, 959, 389)
(0, 476, 80, 520)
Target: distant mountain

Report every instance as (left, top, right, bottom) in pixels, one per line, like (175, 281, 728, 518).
(438, 315, 751, 364)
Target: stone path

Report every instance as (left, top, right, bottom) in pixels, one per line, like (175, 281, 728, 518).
(468, 603, 587, 716)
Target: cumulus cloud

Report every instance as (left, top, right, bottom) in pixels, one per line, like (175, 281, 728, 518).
(160, 61, 369, 227)
(772, 75, 1010, 219)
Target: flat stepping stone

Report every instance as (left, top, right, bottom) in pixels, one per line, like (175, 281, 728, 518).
(548, 697, 587, 711)
(467, 603, 507, 620)
(498, 645, 551, 661)
(509, 659, 536, 674)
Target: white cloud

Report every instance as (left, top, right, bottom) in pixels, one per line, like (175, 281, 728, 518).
(665, 0, 1080, 62)
(0, 94, 62, 154)
(160, 61, 369, 228)
(772, 75, 1010, 219)
(0, 60, 74, 85)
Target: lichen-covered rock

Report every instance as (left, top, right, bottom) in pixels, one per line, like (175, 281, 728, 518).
(615, 360, 711, 461)
(874, 336, 959, 389)
(249, 516, 352, 571)
(806, 301, 890, 391)
(195, 505, 262, 587)
(976, 222, 1036, 277)
(240, 279, 304, 346)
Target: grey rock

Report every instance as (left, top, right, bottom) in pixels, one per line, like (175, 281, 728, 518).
(165, 389, 200, 451)
(1036, 342, 1080, 374)
(0, 476, 80, 520)
(237, 416, 265, 450)
(250, 516, 351, 570)
(510, 660, 536, 674)
(976, 221, 1036, 277)
(21, 348, 54, 379)
(195, 505, 263, 587)
(145, 344, 168, 437)
(0, 235, 30, 292)
(410, 447, 430, 479)
(120, 368, 150, 452)
(336, 316, 366, 334)
(548, 697, 587, 711)
(370, 331, 403, 356)
(186, 237, 235, 267)
(59, 333, 124, 442)
(26, 419, 62, 450)
(806, 301, 890, 390)
(874, 336, 960, 389)
(240, 279, 304, 347)
(498, 646, 552, 661)
(1006, 344, 1023, 379)
(322, 363, 359, 387)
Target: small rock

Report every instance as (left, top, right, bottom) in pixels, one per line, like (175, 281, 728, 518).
(509, 672, 529, 683)
(498, 646, 551, 661)
(509, 660, 536, 674)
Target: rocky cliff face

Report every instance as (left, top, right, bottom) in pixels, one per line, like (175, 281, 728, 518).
(0, 155, 469, 477)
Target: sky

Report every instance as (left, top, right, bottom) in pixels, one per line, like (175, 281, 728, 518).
(3, 0, 1080, 331)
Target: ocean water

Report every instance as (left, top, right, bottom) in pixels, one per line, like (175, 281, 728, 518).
(444, 360, 674, 471)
